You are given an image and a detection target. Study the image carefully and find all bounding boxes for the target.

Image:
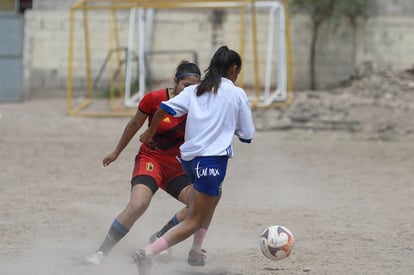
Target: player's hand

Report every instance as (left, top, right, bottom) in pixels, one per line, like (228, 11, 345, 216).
(103, 151, 118, 167)
(139, 128, 155, 144)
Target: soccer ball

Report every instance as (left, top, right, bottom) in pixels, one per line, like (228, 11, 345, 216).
(259, 225, 294, 261)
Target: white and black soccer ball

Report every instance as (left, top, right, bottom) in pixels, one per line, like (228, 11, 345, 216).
(259, 225, 295, 261)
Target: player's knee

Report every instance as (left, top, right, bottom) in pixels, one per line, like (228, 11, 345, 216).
(126, 199, 149, 214)
(185, 216, 204, 232)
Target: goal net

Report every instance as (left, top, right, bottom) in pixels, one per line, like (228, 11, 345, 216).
(66, 0, 293, 117)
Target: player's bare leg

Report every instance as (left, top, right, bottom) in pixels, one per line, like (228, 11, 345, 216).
(187, 193, 220, 266)
(149, 185, 192, 242)
(86, 184, 153, 264)
(136, 188, 218, 265)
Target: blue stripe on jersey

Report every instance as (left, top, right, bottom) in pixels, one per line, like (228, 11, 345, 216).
(160, 102, 176, 115)
(239, 137, 252, 143)
(225, 145, 232, 157)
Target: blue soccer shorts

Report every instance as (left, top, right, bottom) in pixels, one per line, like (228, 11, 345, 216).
(180, 156, 229, 196)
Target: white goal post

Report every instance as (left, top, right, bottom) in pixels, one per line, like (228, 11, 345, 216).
(124, 1, 291, 108)
(66, 0, 293, 117)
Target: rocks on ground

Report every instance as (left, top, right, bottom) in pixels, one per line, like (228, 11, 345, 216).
(253, 69, 414, 137)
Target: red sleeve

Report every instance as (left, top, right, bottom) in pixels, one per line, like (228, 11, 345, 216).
(138, 92, 156, 115)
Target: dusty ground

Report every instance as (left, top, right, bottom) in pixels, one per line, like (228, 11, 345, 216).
(1, 73, 414, 275)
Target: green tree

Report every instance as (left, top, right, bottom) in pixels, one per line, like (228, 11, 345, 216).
(291, 0, 368, 89)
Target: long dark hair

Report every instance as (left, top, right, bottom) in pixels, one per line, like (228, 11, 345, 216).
(175, 60, 201, 81)
(196, 46, 242, 96)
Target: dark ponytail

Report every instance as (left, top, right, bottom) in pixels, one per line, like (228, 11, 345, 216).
(196, 46, 242, 96)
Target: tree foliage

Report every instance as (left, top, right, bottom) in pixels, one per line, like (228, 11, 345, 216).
(290, 0, 369, 89)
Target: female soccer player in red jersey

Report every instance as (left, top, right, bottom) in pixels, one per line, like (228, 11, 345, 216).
(86, 61, 201, 265)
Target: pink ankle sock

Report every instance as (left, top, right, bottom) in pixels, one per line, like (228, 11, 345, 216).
(145, 236, 169, 257)
(192, 228, 207, 252)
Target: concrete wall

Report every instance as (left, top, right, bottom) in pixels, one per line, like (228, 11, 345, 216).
(33, 0, 74, 10)
(24, 7, 287, 96)
(370, 0, 414, 16)
(24, 0, 414, 97)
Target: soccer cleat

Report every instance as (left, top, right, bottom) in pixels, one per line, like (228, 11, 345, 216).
(187, 249, 206, 267)
(86, 251, 104, 265)
(132, 249, 152, 275)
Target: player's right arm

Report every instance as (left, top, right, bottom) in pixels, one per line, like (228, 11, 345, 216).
(103, 109, 147, 167)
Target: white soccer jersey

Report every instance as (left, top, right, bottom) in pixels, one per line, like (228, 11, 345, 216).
(160, 77, 255, 160)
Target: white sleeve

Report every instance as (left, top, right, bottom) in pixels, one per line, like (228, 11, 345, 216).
(161, 86, 193, 117)
(235, 92, 255, 143)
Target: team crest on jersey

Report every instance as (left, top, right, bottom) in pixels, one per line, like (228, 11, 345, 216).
(163, 117, 171, 123)
(146, 162, 154, 171)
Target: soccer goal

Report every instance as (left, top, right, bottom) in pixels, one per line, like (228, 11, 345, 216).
(66, 0, 293, 117)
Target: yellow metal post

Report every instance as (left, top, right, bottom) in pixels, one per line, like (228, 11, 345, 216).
(112, 8, 124, 98)
(250, 0, 260, 100)
(238, 3, 246, 87)
(83, 3, 93, 99)
(66, 8, 75, 114)
(109, 12, 115, 104)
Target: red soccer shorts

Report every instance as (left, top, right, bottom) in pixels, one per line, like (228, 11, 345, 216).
(132, 145, 186, 191)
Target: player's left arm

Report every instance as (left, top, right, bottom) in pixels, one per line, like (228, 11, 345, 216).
(139, 107, 167, 144)
(139, 89, 190, 144)
(235, 93, 255, 143)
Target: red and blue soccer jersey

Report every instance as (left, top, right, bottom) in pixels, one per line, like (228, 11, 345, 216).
(133, 88, 188, 191)
(138, 88, 186, 156)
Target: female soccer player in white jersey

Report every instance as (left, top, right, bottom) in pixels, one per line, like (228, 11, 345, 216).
(136, 45, 255, 274)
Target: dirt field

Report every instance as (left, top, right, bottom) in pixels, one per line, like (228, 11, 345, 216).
(1, 97, 413, 275)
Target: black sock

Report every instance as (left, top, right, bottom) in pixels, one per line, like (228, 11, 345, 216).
(97, 219, 129, 255)
(157, 214, 179, 237)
